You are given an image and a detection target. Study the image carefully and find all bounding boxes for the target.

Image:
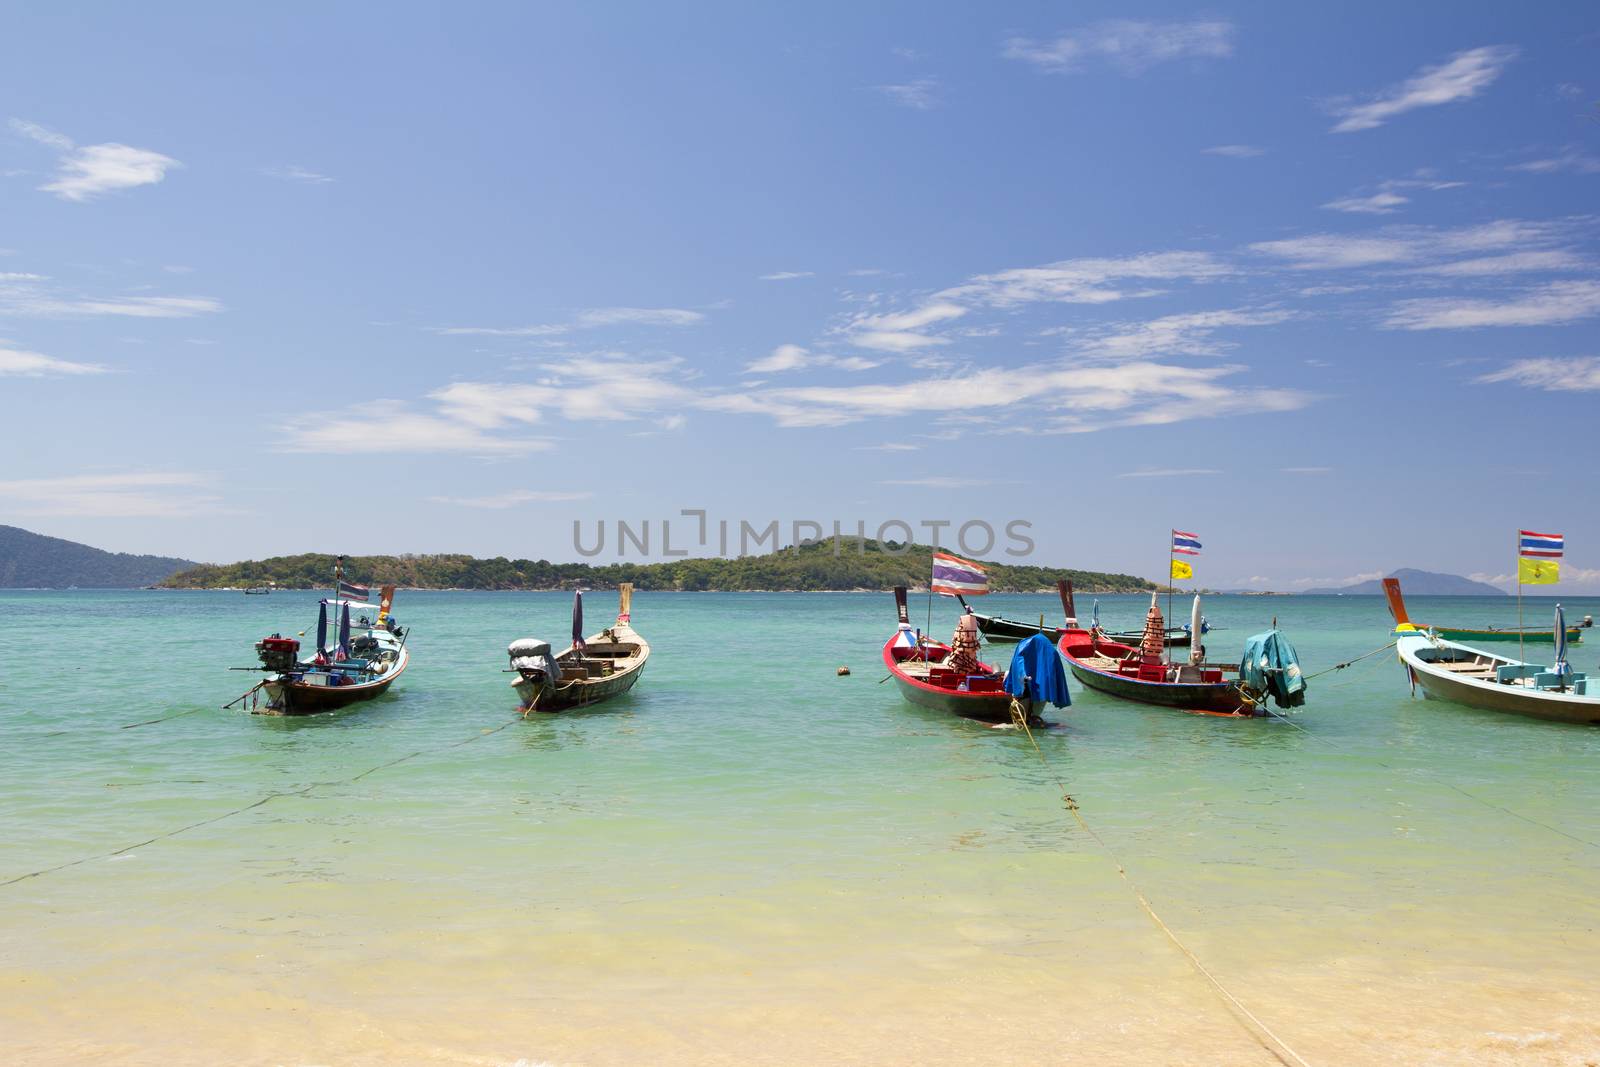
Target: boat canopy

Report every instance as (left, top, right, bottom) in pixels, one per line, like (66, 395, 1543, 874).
(1240, 630, 1307, 709)
(1004, 633, 1072, 709)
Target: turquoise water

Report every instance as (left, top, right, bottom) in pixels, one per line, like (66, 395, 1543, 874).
(3, 589, 1599, 1066)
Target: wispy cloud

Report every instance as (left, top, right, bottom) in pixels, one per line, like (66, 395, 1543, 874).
(759, 271, 814, 281)
(428, 489, 593, 509)
(1071, 308, 1290, 360)
(1203, 144, 1265, 158)
(1005, 19, 1234, 75)
(880, 476, 988, 489)
(743, 344, 880, 374)
(0, 276, 223, 318)
(0, 471, 217, 517)
(1386, 280, 1600, 330)
(1328, 46, 1517, 133)
(875, 78, 939, 110)
(1117, 468, 1221, 478)
(11, 118, 179, 201)
(1509, 148, 1600, 175)
(264, 164, 334, 184)
(437, 306, 705, 336)
(0, 340, 107, 377)
(1322, 191, 1411, 215)
(1250, 219, 1575, 271)
(279, 399, 555, 456)
(1476, 356, 1600, 391)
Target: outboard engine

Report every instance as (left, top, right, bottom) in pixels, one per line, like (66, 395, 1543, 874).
(508, 637, 561, 683)
(256, 634, 300, 673)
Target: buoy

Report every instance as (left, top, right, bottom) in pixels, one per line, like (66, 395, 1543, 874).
(837, 666, 851, 676)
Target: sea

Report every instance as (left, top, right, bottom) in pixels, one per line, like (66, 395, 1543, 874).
(3, 589, 1598, 1066)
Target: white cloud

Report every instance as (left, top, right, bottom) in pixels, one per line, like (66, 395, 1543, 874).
(1322, 191, 1410, 215)
(940, 251, 1229, 307)
(1509, 148, 1600, 175)
(856, 442, 921, 452)
(0, 272, 46, 281)
(1476, 356, 1600, 391)
(0, 471, 217, 517)
(1250, 219, 1572, 271)
(1329, 46, 1517, 133)
(1072, 308, 1290, 360)
(1386, 280, 1600, 330)
(265, 164, 334, 184)
(1419, 250, 1587, 277)
(1117, 468, 1222, 478)
(1005, 20, 1234, 75)
(875, 78, 939, 110)
(0, 341, 107, 377)
(759, 271, 814, 281)
(437, 306, 704, 336)
(745, 343, 810, 374)
(1204, 144, 1265, 158)
(707, 360, 1310, 431)
(0, 277, 223, 318)
(428, 489, 592, 509)
(880, 476, 988, 488)
(12, 119, 179, 201)
(279, 400, 555, 456)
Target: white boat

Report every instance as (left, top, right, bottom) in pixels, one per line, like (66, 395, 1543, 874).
(1395, 623, 1600, 725)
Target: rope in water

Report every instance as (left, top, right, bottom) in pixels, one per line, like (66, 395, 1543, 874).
(0, 716, 524, 889)
(1006, 698, 1313, 1067)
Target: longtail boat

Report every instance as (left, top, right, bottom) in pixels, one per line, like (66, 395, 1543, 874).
(883, 587, 1064, 724)
(248, 582, 409, 715)
(1384, 578, 1586, 644)
(1058, 592, 1303, 717)
(509, 584, 649, 713)
(1395, 606, 1600, 725)
(962, 581, 1193, 646)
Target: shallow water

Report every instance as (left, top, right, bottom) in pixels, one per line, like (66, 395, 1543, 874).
(3, 590, 1599, 1065)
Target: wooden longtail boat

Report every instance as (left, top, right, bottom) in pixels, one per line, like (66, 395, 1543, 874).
(1057, 593, 1277, 716)
(1384, 578, 1586, 644)
(252, 586, 409, 714)
(883, 587, 1029, 724)
(962, 581, 1192, 646)
(1395, 627, 1600, 725)
(509, 584, 649, 713)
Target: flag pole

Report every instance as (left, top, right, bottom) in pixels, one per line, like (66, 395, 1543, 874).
(1165, 529, 1175, 664)
(1516, 531, 1524, 667)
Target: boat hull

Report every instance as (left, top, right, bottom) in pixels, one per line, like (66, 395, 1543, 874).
(1057, 631, 1252, 716)
(973, 613, 1191, 647)
(261, 650, 408, 715)
(1431, 626, 1582, 645)
(881, 642, 1023, 724)
(515, 659, 647, 711)
(1397, 635, 1600, 725)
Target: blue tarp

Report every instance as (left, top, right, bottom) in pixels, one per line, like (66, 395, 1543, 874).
(1004, 633, 1072, 708)
(1240, 630, 1307, 709)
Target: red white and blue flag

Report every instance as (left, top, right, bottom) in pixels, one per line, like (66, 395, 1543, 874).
(1519, 530, 1564, 558)
(931, 552, 989, 596)
(337, 579, 371, 600)
(1172, 530, 1202, 556)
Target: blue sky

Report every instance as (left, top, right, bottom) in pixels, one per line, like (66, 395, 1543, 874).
(3, 3, 1598, 590)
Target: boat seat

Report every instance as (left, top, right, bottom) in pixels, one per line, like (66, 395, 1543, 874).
(1174, 664, 1205, 684)
(1495, 664, 1540, 684)
(1535, 671, 1585, 691)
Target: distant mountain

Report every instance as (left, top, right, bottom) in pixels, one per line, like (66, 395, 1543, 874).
(0, 525, 197, 588)
(1302, 567, 1506, 596)
(159, 540, 1156, 594)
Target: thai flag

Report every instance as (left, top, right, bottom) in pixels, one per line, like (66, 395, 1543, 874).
(931, 552, 989, 596)
(1519, 530, 1564, 558)
(338, 580, 370, 599)
(1172, 530, 1202, 556)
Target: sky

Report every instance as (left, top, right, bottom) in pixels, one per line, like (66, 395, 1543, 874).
(2, 2, 1598, 591)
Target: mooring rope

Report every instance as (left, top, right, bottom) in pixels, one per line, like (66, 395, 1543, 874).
(0, 716, 524, 889)
(1007, 698, 1313, 1067)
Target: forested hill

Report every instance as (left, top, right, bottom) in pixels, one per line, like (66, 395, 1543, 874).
(158, 541, 1155, 593)
(0, 525, 196, 588)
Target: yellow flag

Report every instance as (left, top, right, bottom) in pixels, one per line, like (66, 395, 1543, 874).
(1518, 557, 1559, 585)
(1170, 559, 1193, 580)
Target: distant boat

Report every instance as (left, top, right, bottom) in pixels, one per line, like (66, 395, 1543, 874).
(961, 580, 1194, 646)
(252, 584, 408, 714)
(244, 582, 275, 595)
(1395, 609, 1600, 725)
(509, 584, 650, 712)
(1059, 592, 1304, 717)
(1385, 578, 1586, 644)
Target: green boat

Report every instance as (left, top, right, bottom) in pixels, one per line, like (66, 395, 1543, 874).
(1385, 578, 1587, 645)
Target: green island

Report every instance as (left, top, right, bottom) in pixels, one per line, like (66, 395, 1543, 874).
(158, 540, 1155, 594)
